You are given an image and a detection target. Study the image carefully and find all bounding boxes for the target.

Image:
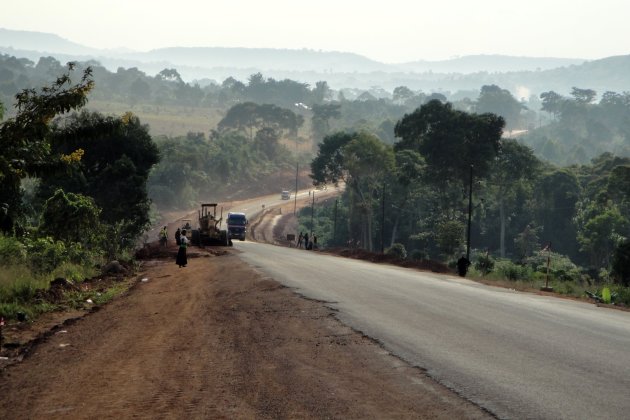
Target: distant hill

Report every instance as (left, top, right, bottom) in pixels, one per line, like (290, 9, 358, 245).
(1, 27, 629, 96)
(128, 47, 390, 73)
(0, 27, 586, 74)
(0, 28, 100, 55)
(397, 55, 586, 73)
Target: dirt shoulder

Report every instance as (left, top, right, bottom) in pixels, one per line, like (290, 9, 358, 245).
(0, 246, 489, 419)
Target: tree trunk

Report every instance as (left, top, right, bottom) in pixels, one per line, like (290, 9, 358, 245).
(390, 215, 399, 247)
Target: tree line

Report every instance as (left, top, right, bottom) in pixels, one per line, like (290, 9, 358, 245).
(309, 100, 630, 288)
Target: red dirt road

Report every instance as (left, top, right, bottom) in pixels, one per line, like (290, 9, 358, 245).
(0, 244, 490, 419)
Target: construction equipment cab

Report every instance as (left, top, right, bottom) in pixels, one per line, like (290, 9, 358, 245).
(190, 203, 230, 246)
(227, 212, 248, 241)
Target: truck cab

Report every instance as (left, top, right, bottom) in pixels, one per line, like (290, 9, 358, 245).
(226, 212, 248, 241)
(281, 190, 290, 200)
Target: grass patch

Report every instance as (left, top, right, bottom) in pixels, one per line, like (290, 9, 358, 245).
(63, 281, 130, 309)
(0, 261, 125, 320)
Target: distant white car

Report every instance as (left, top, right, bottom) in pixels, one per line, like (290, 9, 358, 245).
(281, 190, 290, 200)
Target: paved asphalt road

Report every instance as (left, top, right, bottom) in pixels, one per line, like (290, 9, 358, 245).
(234, 241, 630, 420)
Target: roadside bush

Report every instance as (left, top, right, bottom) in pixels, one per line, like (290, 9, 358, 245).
(385, 243, 407, 259)
(25, 237, 68, 274)
(0, 234, 26, 265)
(409, 249, 428, 261)
(495, 260, 530, 281)
(474, 254, 495, 275)
(611, 285, 630, 306)
(51, 262, 97, 283)
(526, 251, 581, 282)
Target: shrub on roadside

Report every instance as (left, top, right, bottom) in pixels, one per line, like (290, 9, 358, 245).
(495, 260, 530, 281)
(385, 243, 407, 259)
(0, 234, 27, 265)
(409, 249, 428, 261)
(25, 237, 68, 274)
(474, 254, 495, 276)
(525, 251, 581, 282)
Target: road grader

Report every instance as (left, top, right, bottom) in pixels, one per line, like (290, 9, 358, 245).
(190, 203, 232, 246)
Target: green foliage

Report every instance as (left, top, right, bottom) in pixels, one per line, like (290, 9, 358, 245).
(514, 224, 541, 261)
(385, 243, 407, 259)
(525, 90, 630, 165)
(217, 102, 304, 140)
(534, 168, 581, 258)
(38, 111, 159, 241)
(435, 220, 465, 258)
(24, 236, 68, 274)
(576, 204, 628, 267)
(0, 63, 93, 233)
(0, 233, 26, 265)
(476, 84, 524, 129)
(475, 253, 495, 275)
(40, 189, 101, 243)
(495, 259, 531, 281)
(311, 103, 341, 142)
(525, 251, 581, 282)
(394, 100, 504, 188)
(409, 249, 428, 261)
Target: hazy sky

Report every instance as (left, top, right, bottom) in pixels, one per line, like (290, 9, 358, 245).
(3, 0, 629, 62)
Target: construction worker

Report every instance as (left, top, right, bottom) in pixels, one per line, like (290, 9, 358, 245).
(159, 226, 168, 246)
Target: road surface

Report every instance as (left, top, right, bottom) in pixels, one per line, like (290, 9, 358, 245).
(235, 241, 630, 419)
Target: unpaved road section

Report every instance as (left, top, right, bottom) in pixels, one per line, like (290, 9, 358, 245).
(0, 249, 489, 419)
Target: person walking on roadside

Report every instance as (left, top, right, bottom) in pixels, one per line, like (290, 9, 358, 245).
(297, 231, 304, 248)
(457, 254, 470, 277)
(303, 232, 309, 250)
(313, 233, 318, 250)
(176, 230, 188, 268)
(175, 228, 182, 246)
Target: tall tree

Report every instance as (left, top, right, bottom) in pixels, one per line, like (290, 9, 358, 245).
(311, 103, 341, 143)
(476, 84, 524, 129)
(311, 131, 394, 250)
(570, 87, 597, 104)
(534, 169, 581, 258)
(489, 139, 540, 257)
(0, 63, 93, 233)
(394, 100, 504, 191)
(39, 111, 159, 240)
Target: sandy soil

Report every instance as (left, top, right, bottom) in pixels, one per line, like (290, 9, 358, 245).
(0, 196, 491, 419)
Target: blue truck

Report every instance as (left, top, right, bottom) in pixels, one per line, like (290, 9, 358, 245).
(226, 212, 248, 241)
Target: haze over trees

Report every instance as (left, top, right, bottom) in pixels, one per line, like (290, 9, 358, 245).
(1, 48, 629, 299)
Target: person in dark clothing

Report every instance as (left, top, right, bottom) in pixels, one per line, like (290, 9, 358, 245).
(457, 255, 470, 277)
(176, 230, 188, 267)
(313, 234, 318, 249)
(297, 232, 304, 248)
(175, 228, 182, 246)
(303, 232, 309, 250)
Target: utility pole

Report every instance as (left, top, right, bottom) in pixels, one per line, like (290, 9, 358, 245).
(294, 162, 298, 214)
(381, 185, 385, 254)
(310, 191, 315, 237)
(333, 198, 338, 245)
(466, 164, 473, 261)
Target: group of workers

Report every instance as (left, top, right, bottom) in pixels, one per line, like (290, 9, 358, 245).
(296, 231, 317, 250)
